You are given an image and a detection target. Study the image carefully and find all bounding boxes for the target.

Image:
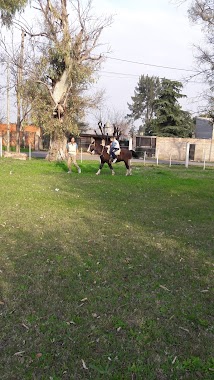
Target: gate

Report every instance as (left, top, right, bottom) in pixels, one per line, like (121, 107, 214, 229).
(135, 136, 156, 157)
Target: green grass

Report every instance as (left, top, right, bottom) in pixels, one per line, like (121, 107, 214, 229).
(2, 146, 31, 153)
(0, 158, 214, 379)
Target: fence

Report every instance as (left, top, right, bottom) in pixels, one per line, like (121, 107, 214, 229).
(156, 137, 214, 162)
(134, 136, 214, 162)
(135, 136, 156, 157)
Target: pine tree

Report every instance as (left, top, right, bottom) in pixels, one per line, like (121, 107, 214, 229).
(127, 75, 160, 128)
(148, 79, 194, 137)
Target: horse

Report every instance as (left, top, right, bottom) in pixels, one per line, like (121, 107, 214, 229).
(87, 137, 139, 176)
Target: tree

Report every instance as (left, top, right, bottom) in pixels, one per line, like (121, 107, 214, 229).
(188, 1, 214, 76)
(0, 0, 27, 24)
(148, 78, 194, 137)
(174, 1, 214, 114)
(93, 108, 132, 140)
(127, 75, 161, 129)
(186, 1, 214, 113)
(0, 1, 112, 159)
(0, 28, 35, 153)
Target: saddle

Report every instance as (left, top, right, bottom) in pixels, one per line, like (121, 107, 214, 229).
(106, 146, 121, 156)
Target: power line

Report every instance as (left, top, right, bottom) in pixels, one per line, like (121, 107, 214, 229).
(100, 70, 139, 78)
(99, 70, 204, 84)
(106, 56, 198, 73)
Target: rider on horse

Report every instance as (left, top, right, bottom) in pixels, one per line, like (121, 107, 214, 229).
(110, 136, 120, 163)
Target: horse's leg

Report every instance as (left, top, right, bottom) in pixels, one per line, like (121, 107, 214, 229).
(108, 162, 115, 175)
(124, 159, 132, 176)
(96, 157, 105, 175)
(96, 162, 104, 175)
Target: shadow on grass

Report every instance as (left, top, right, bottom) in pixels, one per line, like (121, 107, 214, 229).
(1, 161, 214, 380)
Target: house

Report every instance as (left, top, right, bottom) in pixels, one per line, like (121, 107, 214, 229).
(77, 124, 130, 151)
(0, 124, 42, 150)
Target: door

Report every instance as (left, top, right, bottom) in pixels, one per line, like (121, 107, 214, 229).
(189, 144, 195, 160)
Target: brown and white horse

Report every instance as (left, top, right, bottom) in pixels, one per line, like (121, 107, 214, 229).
(87, 137, 138, 176)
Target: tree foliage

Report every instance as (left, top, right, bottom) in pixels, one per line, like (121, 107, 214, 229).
(127, 75, 160, 127)
(30, 2, 110, 160)
(0, 1, 112, 159)
(148, 78, 194, 137)
(0, 0, 27, 24)
(127, 75, 194, 137)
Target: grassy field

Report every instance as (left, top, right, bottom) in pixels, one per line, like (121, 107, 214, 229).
(0, 158, 213, 380)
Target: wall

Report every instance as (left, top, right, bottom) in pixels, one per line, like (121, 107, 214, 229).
(156, 137, 214, 162)
(0, 124, 42, 149)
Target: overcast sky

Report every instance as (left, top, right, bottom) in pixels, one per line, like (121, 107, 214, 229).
(87, 0, 207, 124)
(0, 0, 207, 125)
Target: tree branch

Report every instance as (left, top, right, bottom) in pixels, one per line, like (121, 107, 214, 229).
(36, 80, 56, 105)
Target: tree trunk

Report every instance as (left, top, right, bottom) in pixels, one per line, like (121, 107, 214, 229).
(7, 58, 10, 152)
(46, 132, 67, 161)
(16, 29, 25, 153)
(16, 117, 21, 153)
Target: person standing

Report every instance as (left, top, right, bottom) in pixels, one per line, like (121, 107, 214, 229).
(66, 137, 81, 174)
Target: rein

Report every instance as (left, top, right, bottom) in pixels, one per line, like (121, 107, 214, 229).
(100, 145, 105, 155)
(94, 142, 106, 156)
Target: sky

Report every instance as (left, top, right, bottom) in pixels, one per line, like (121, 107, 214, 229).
(0, 0, 208, 126)
(87, 0, 207, 125)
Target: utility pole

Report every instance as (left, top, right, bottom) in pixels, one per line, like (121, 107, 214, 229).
(7, 58, 10, 152)
(16, 29, 25, 153)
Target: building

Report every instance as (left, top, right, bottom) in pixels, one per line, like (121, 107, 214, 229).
(0, 124, 42, 150)
(195, 117, 214, 139)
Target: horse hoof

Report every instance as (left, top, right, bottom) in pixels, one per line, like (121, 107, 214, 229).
(112, 171, 115, 176)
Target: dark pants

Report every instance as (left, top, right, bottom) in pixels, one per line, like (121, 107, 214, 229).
(110, 148, 119, 159)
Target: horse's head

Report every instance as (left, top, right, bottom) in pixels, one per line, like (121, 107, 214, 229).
(87, 138, 106, 155)
(87, 139, 96, 154)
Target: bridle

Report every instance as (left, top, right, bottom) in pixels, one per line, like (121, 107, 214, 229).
(100, 144, 105, 155)
(88, 139, 109, 156)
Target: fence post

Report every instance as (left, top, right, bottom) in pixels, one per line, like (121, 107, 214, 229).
(143, 151, 146, 166)
(209, 139, 213, 162)
(29, 143, 31, 160)
(203, 148, 206, 170)
(0, 136, 2, 157)
(129, 137, 133, 150)
(185, 142, 190, 168)
(81, 148, 83, 163)
(156, 149, 159, 166)
(169, 153, 172, 167)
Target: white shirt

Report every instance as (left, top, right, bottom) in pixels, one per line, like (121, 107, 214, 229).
(67, 142, 78, 155)
(111, 140, 120, 149)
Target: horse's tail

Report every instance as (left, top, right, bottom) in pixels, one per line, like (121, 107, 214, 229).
(130, 150, 139, 159)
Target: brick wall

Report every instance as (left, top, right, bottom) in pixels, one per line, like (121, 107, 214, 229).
(0, 124, 41, 149)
